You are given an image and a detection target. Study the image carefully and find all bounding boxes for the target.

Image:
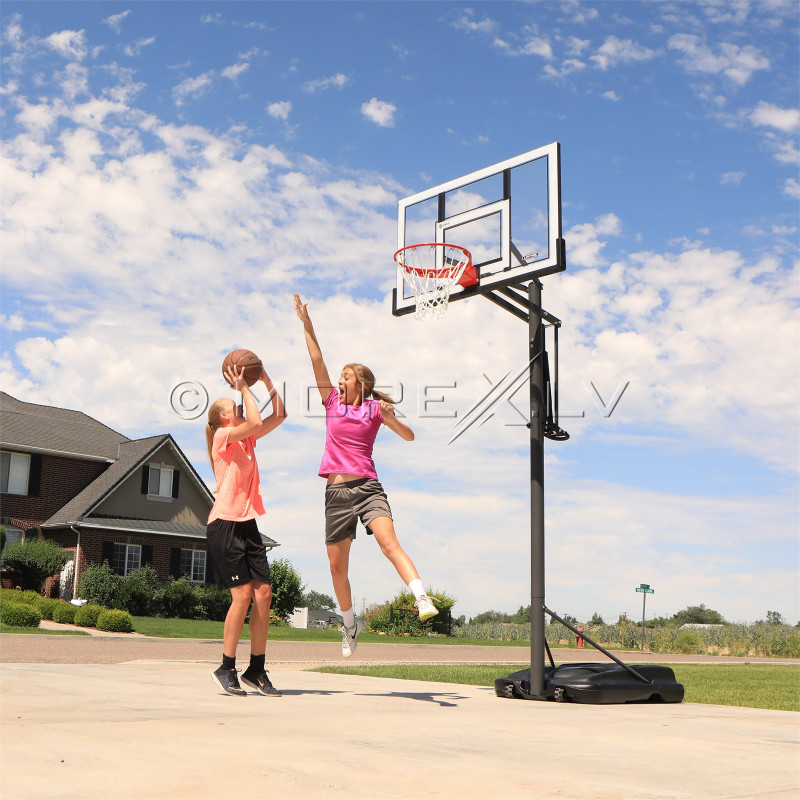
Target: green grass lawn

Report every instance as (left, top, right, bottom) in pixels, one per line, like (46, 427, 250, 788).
(314, 663, 800, 712)
(127, 616, 534, 647)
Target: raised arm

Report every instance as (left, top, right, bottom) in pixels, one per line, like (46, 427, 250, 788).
(293, 293, 334, 403)
(379, 400, 415, 442)
(254, 366, 286, 439)
(225, 365, 263, 444)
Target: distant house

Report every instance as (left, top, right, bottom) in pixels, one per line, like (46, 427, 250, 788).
(0, 392, 278, 597)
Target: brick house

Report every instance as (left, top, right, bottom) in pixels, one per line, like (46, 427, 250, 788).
(0, 392, 278, 597)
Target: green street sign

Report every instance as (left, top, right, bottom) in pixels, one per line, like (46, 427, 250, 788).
(636, 587, 654, 594)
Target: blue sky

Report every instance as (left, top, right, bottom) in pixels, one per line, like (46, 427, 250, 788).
(1, 1, 798, 624)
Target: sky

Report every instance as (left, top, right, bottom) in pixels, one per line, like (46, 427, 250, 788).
(1, 0, 798, 626)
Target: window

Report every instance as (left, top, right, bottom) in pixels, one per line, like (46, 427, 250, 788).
(142, 464, 179, 501)
(148, 465, 173, 497)
(110, 543, 141, 576)
(1, 452, 30, 495)
(179, 549, 206, 583)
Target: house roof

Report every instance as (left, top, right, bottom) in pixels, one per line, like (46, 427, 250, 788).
(44, 435, 171, 526)
(0, 392, 129, 461)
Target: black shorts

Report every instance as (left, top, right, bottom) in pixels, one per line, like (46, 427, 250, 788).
(205, 518, 272, 590)
(324, 478, 392, 544)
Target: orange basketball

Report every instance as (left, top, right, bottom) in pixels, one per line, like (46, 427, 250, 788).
(222, 349, 262, 387)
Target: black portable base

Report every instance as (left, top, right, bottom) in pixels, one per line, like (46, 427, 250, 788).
(495, 663, 685, 704)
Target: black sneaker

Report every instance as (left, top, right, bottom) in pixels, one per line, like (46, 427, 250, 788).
(241, 668, 282, 697)
(212, 666, 247, 696)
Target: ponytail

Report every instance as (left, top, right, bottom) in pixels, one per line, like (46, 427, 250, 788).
(206, 399, 228, 466)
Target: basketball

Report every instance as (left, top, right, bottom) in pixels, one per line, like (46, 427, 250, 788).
(222, 349, 263, 387)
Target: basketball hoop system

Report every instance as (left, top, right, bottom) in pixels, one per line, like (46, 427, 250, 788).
(393, 242, 477, 321)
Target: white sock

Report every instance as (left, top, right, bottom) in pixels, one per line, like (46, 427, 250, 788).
(408, 579, 425, 601)
(341, 607, 355, 629)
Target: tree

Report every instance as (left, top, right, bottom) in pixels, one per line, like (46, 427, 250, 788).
(766, 611, 785, 625)
(671, 604, 726, 625)
(511, 605, 531, 624)
(470, 610, 512, 625)
(0, 538, 69, 591)
(302, 590, 337, 612)
(268, 558, 305, 619)
(589, 612, 605, 626)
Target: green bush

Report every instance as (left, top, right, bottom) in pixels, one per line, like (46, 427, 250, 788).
(78, 562, 117, 608)
(0, 588, 41, 607)
(31, 596, 60, 620)
(0, 602, 42, 627)
(52, 601, 78, 624)
(73, 604, 105, 627)
(674, 630, 703, 654)
(161, 578, 201, 619)
(96, 609, 133, 633)
(269, 558, 305, 620)
(0, 539, 69, 591)
(196, 584, 230, 621)
(113, 566, 162, 616)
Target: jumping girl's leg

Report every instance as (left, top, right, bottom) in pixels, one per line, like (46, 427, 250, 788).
(368, 516, 420, 585)
(223, 583, 253, 658)
(369, 516, 439, 621)
(326, 537, 354, 613)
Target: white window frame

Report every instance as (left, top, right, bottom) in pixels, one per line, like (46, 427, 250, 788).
(1, 451, 30, 495)
(179, 549, 206, 583)
(111, 543, 141, 576)
(147, 463, 174, 502)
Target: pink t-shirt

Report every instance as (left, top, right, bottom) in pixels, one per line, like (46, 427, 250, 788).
(318, 389, 383, 480)
(207, 427, 266, 524)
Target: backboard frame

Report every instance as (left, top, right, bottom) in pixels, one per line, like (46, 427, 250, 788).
(392, 142, 564, 317)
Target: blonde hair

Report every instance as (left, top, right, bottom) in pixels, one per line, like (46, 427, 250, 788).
(205, 398, 231, 466)
(344, 363, 395, 404)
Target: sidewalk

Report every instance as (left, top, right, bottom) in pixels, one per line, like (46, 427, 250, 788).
(1, 634, 798, 799)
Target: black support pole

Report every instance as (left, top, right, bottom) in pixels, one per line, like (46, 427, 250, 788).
(529, 279, 545, 697)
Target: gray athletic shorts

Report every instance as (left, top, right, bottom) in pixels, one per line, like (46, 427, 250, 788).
(324, 478, 392, 544)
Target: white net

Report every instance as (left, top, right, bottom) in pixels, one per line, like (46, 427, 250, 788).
(394, 243, 472, 321)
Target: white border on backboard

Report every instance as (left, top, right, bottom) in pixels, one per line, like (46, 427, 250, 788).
(394, 141, 562, 316)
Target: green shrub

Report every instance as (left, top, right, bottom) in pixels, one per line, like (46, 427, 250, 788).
(113, 566, 162, 616)
(196, 584, 230, 621)
(674, 630, 703, 654)
(269, 558, 305, 620)
(96, 609, 133, 633)
(52, 601, 78, 624)
(161, 578, 201, 619)
(73, 604, 105, 627)
(0, 588, 41, 607)
(31, 596, 60, 620)
(0, 602, 42, 627)
(0, 539, 69, 590)
(78, 562, 117, 608)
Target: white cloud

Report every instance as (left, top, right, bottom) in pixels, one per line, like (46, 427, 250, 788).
(302, 73, 348, 93)
(172, 72, 215, 105)
(103, 10, 131, 34)
(565, 213, 622, 267)
(267, 101, 292, 121)
(494, 36, 553, 59)
(123, 37, 155, 58)
(221, 61, 250, 80)
(590, 36, 656, 70)
(601, 90, 620, 101)
(785, 178, 800, 199)
(361, 97, 397, 128)
(543, 59, 586, 80)
(720, 171, 744, 184)
(43, 29, 88, 61)
(451, 13, 498, 35)
(668, 34, 769, 85)
(749, 101, 800, 132)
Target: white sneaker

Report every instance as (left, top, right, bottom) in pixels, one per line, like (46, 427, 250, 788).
(416, 594, 438, 622)
(340, 618, 364, 657)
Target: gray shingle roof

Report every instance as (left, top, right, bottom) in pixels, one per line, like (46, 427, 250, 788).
(44, 436, 168, 526)
(0, 392, 129, 460)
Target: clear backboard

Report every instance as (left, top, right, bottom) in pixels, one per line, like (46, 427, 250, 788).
(392, 142, 564, 317)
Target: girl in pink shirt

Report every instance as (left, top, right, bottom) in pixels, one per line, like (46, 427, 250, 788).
(205, 362, 286, 696)
(294, 293, 438, 658)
